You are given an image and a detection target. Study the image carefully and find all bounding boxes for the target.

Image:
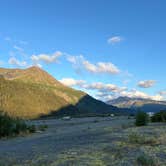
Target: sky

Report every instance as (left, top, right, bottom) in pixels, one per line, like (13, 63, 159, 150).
(0, 0, 166, 101)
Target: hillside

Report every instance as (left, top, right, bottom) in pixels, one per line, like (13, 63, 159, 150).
(0, 67, 120, 119)
(107, 96, 166, 112)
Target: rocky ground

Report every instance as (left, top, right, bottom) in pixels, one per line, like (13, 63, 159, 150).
(0, 116, 165, 166)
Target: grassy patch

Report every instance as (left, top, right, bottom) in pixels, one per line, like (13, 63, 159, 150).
(137, 153, 157, 166)
(128, 132, 158, 145)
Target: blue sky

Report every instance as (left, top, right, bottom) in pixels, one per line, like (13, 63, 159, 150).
(0, 0, 166, 101)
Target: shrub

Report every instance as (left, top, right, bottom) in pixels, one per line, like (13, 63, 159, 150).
(0, 111, 36, 138)
(135, 111, 149, 126)
(128, 132, 145, 144)
(14, 119, 27, 134)
(151, 110, 166, 122)
(38, 124, 48, 131)
(137, 153, 157, 166)
(0, 111, 15, 137)
(28, 125, 36, 133)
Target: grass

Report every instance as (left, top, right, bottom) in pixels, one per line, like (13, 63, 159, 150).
(0, 119, 165, 166)
(128, 132, 158, 145)
(137, 153, 157, 166)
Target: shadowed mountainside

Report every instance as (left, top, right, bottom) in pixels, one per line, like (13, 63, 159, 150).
(0, 67, 124, 119)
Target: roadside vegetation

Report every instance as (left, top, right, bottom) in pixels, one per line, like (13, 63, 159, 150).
(0, 111, 47, 138)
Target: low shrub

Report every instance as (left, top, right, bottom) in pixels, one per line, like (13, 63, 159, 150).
(38, 124, 48, 131)
(0, 111, 36, 138)
(128, 132, 157, 145)
(135, 111, 149, 126)
(151, 110, 166, 122)
(27, 124, 36, 133)
(137, 153, 157, 166)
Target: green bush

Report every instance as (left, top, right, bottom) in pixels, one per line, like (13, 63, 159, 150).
(135, 111, 149, 126)
(38, 124, 48, 131)
(14, 119, 27, 134)
(0, 111, 36, 138)
(151, 110, 166, 122)
(137, 153, 157, 166)
(27, 124, 36, 133)
(0, 111, 15, 137)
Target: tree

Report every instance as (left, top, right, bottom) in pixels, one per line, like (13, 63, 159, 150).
(135, 111, 149, 126)
(151, 111, 166, 122)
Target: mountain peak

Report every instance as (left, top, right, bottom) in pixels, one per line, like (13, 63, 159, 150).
(0, 67, 119, 119)
(107, 96, 166, 112)
(0, 66, 61, 86)
(26, 66, 41, 71)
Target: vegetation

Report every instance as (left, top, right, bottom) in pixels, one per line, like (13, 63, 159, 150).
(0, 111, 36, 138)
(151, 110, 166, 122)
(135, 111, 149, 126)
(38, 124, 48, 131)
(137, 153, 157, 166)
(0, 67, 118, 119)
(128, 132, 157, 145)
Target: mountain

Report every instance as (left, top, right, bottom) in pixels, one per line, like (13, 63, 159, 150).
(0, 67, 121, 119)
(107, 96, 166, 112)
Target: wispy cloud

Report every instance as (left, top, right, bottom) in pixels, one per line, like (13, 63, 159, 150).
(60, 78, 86, 86)
(60, 78, 164, 101)
(60, 77, 126, 95)
(8, 57, 27, 67)
(13, 45, 24, 52)
(31, 51, 63, 64)
(138, 80, 156, 88)
(67, 55, 120, 75)
(107, 36, 123, 44)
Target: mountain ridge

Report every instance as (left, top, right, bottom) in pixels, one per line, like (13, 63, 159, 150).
(107, 96, 166, 112)
(0, 66, 122, 119)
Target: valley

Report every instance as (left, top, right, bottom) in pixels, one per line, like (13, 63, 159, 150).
(0, 116, 165, 166)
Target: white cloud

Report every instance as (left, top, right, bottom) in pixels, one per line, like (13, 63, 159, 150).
(60, 78, 126, 95)
(98, 89, 164, 101)
(31, 51, 63, 64)
(8, 57, 27, 67)
(138, 80, 156, 88)
(107, 36, 123, 44)
(119, 89, 163, 101)
(82, 82, 127, 93)
(60, 77, 164, 101)
(60, 78, 86, 86)
(67, 55, 120, 75)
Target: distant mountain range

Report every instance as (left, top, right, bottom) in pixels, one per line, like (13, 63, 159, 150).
(0, 67, 126, 119)
(107, 96, 166, 112)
